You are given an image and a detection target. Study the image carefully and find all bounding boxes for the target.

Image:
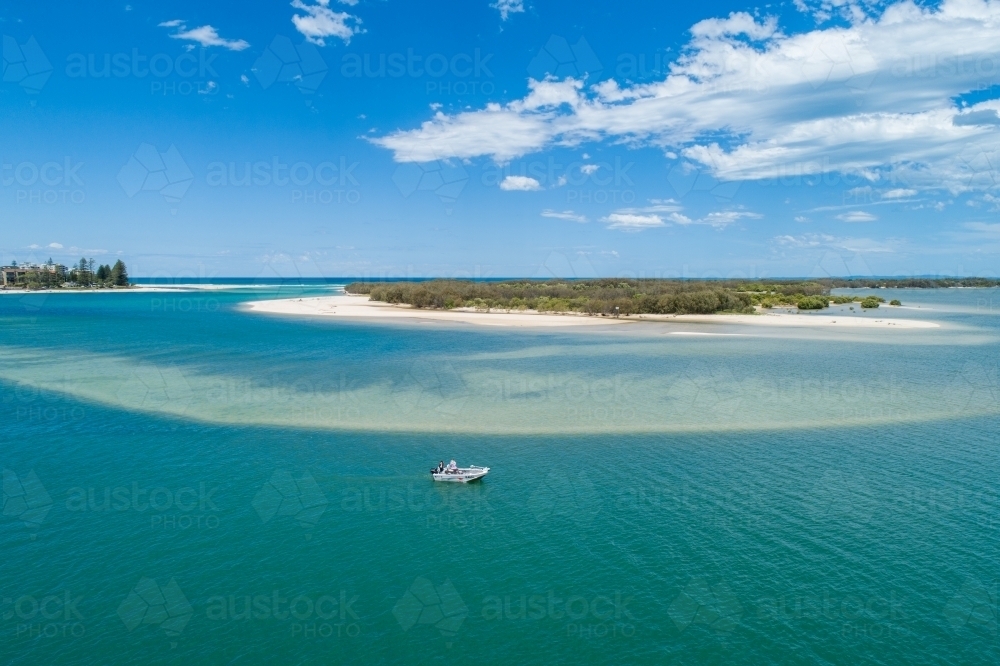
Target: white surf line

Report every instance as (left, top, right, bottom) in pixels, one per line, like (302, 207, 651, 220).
(669, 331, 748, 336)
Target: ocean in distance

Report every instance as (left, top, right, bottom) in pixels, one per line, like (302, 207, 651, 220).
(2, 283, 999, 664)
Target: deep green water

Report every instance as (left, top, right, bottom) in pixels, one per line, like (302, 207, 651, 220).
(2, 286, 999, 664)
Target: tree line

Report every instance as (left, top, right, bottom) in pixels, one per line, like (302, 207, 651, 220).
(346, 279, 757, 315)
(17, 258, 129, 289)
(68, 258, 130, 287)
(344, 278, 929, 315)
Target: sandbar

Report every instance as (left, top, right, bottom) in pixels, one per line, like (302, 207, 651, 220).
(244, 295, 940, 329)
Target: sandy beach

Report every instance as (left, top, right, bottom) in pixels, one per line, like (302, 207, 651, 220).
(244, 294, 627, 327)
(244, 294, 940, 329)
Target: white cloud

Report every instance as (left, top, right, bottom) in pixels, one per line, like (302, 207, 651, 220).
(48, 242, 63, 249)
(499, 175, 542, 191)
(602, 213, 664, 231)
(795, 215, 809, 222)
(883, 188, 917, 199)
(700, 211, 763, 227)
(962, 221, 1000, 236)
(541, 209, 587, 222)
(291, 0, 363, 46)
(162, 22, 250, 51)
(373, 1, 1000, 194)
(837, 211, 878, 222)
(665, 209, 762, 227)
(492, 0, 525, 21)
(775, 233, 899, 253)
(580, 164, 599, 175)
(601, 201, 759, 229)
(200, 81, 217, 94)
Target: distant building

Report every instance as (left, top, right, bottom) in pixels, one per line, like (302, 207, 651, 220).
(0, 262, 68, 286)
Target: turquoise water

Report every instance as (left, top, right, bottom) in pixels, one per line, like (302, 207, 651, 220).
(2, 286, 999, 663)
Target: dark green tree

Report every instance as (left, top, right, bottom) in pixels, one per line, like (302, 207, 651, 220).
(110, 260, 129, 287)
(76, 258, 90, 286)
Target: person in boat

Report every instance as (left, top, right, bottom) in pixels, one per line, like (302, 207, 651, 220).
(447, 460, 457, 473)
(431, 461, 444, 474)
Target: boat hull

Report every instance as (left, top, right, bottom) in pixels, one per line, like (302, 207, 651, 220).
(431, 466, 489, 483)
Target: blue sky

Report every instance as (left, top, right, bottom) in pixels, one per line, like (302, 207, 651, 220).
(2, 0, 1000, 278)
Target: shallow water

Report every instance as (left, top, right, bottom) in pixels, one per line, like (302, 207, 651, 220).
(2, 285, 999, 663)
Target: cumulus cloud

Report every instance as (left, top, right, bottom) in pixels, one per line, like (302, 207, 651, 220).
(837, 210, 878, 222)
(160, 22, 250, 51)
(500, 175, 542, 191)
(48, 242, 63, 249)
(373, 1, 1000, 194)
(291, 0, 363, 46)
(580, 164, 599, 175)
(541, 209, 587, 222)
(883, 188, 917, 199)
(492, 0, 525, 21)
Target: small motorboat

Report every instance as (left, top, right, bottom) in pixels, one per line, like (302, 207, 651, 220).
(430, 461, 489, 483)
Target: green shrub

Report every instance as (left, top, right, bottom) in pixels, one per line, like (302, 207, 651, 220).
(889, 299, 901, 306)
(797, 296, 828, 310)
(860, 297, 881, 309)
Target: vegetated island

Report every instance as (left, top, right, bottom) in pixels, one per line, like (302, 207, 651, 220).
(0, 258, 131, 290)
(344, 278, 999, 316)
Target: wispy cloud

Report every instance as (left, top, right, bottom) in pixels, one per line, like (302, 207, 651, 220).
(677, 210, 762, 228)
(602, 213, 665, 231)
(837, 211, 878, 223)
(492, 0, 525, 21)
(601, 200, 760, 230)
(775, 233, 899, 253)
(961, 221, 1000, 236)
(541, 209, 587, 222)
(291, 0, 363, 46)
(160, 21, 250, 51)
